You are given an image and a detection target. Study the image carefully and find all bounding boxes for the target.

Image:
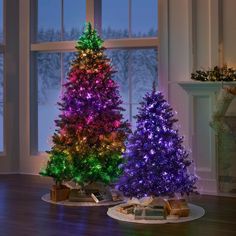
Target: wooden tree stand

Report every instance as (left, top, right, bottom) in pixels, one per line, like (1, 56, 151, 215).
(50, 185, 70, 202)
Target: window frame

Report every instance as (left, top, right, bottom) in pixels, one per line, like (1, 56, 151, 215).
(19, 0, 161, 167)
(0, 0, 20, 173)
(0, 0, 6, 156)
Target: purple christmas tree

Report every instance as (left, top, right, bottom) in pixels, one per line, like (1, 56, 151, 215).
(118, 87, 197, 198)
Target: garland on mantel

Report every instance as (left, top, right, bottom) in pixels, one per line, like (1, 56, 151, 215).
(191, 65, 236, 82)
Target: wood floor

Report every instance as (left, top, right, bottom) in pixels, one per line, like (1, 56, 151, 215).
(0, 175, 236, 236)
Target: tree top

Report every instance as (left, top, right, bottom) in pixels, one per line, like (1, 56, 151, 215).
(76, 22, 104, 51)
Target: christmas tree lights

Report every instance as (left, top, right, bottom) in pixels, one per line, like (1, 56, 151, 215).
(40, 23, 130, 187)
(118, 87, 197, 198)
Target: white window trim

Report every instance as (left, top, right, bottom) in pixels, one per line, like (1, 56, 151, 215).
(31, 38, 159, 52)
(0, 0, 20, 173)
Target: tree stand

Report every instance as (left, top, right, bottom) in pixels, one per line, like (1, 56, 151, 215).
(50, 185, 70, 202)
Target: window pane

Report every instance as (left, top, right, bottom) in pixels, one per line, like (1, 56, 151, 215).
(106, 49, 129, 103)
(102, 0, 129, 39)
(102, 0, 158, 39)
(37, 52, 61, 151)
(63, 52, 76, 80)
(0, 0, 3, 43)
(131, 0, 158, 37)
(107, 48, 157, 127)
(131, 49, 157, 103)
(0, 54, 3, 151)
(37, 0, 61, 42)
(64, 0, 86, 41)
(37, 52, 76, 152)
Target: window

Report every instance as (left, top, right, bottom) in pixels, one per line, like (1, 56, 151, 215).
(37, 0, 86, 42)
(31, 0, 158, 152)
(102, 0, 158, 39)
(0, 0, 4, 152)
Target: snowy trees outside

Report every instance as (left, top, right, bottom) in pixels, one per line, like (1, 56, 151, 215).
(0, 28, 157, 151)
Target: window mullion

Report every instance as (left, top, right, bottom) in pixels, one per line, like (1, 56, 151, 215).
(2, 0, 5, 44)
(86, 0, 95, 26)
(61, 0, 65, 94)
(128, 51, 132, 123)
(30, 0, 38, 43)
(61, 0, 64, 40)
(129, 0, 132, 37)
(31, 38, 159, 52)
(86, 0, 101, 34)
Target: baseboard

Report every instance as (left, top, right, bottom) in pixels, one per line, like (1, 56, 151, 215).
(18, 172, 40, 176)
(198, 190, 218, 196)
(0, 172, 20, 174)
(0, 171, 41, 176)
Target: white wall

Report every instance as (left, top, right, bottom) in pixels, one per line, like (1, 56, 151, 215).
(222, 0, 236, 115)
(162, 0, 236, 194)
(222, 0, 236, 67)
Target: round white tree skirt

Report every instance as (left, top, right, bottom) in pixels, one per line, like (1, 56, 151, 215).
(41, 193, 123, 207)
(107, 203, 205, 224)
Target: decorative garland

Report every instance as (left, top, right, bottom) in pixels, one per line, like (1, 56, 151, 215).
(191, 65, 236, 82)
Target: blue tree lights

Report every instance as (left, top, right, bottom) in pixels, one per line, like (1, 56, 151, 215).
(118, 88, 197, 198)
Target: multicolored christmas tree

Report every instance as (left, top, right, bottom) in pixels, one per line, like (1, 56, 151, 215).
(117, 87, 197, 198)
(40, 23, 130, 187)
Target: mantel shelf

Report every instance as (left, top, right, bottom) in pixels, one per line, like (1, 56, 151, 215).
(177, 81, 236, 93)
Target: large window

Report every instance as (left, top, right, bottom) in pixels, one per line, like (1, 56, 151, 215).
(31, 0, 158, 152)
(0, 0, 4, 152)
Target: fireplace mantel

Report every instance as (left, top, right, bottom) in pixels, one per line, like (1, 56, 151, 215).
(177, 81, 236, 195)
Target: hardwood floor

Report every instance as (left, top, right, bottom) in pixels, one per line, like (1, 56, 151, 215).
(0, 175, 236, 236)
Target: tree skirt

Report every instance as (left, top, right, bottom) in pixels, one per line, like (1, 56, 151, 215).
(107, 203, 205, 224)
(41, 193, 123, 206)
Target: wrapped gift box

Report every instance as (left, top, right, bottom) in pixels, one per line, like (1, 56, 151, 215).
(110, 189, 123, 202)
(145, 206, 166, 220)
(134, 207, 144, 220)
(117, 204, 137, 214)
(134, 205, 166, 220)
(68, 189, 95, 202)
(166, 198, 189, 217)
